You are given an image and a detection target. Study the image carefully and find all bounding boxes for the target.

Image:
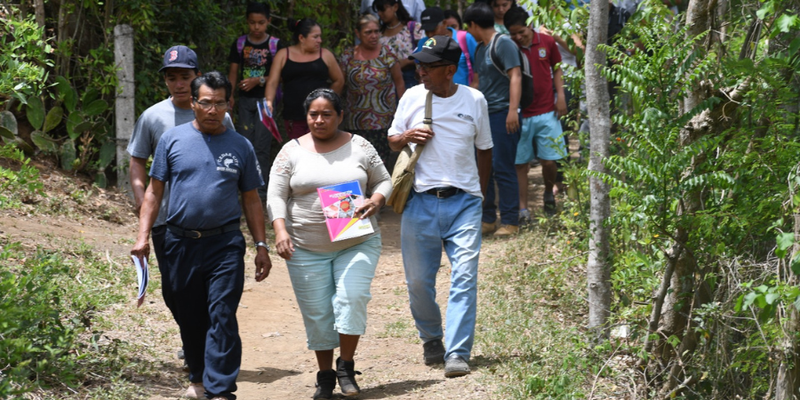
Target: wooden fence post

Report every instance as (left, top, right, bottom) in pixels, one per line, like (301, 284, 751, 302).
(114, 24, 134, 197)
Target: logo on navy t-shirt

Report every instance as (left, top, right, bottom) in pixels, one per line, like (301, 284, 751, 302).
(216, 153, 240, 174)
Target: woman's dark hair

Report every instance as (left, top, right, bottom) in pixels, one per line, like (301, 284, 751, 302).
(303, 88, 343, 116)
(463, 2, 495, 29)
(503, 6, 530, 30)
(443, 9, 462, 28)
(372, 0, 412, 31)
(246, 2, 270, 18)
(191, 71, 232, 102)
(287, 18, 320, 44)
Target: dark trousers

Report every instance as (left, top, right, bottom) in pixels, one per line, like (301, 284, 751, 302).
(163, 228, 246, 400)
(151, 225, 177, 317)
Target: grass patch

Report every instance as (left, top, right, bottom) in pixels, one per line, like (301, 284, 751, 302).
(377, 320, 415, 339)
(476, 227, 619, 399)
(0, 237, 164, 399)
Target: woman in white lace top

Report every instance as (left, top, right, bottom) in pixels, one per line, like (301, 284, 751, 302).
(266, 88, 391, 399)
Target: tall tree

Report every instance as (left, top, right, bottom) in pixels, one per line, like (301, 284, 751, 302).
(585, 0, 612, 340)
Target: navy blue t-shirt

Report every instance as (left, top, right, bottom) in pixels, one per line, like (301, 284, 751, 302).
(150, 122, 264, 229)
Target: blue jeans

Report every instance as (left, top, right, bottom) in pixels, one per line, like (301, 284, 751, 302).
(482, 110, 520, 226)
(286, 235, 382, 350)
(236, 96, 272, 197)
(401, 190, 482, 361)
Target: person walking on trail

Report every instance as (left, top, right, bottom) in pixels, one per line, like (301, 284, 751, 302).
(388, 35, 493, 378)
(413, 6, 479, 87)
(464, 1, 522, 237)
(267, 89, 391, 399)
(131, 71, 272, 400)
(228, 1, 285, 202)
(504, 6, 567, 220)
(127, 45, 235, 369)
(265, 18, 344, 140)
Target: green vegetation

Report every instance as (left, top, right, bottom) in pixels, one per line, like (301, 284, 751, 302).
(0, 238, 160, 399)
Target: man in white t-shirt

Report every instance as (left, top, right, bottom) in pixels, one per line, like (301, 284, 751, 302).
(388, 35, 493, 379)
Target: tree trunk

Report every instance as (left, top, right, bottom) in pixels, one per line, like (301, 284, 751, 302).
(33, 0, 45, 27)
(777, 167, 800, 399)
(585, 0, 611, 340)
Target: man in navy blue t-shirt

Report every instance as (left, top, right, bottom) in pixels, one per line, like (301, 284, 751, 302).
(131, 71, 272, 400)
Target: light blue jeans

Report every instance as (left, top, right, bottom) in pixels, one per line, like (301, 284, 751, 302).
(286, 235, 381, 350)
(401, 190, 482, 361)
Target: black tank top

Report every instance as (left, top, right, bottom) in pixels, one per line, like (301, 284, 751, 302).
(281, 49, 329, 121)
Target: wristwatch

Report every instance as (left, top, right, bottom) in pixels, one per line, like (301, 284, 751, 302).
(255, 241, 270, 252)
(259, 76, 266, 86)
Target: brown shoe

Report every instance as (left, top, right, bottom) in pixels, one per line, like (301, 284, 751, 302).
(493, 224, 518, 237)
(183, 383, 204, 399)
(481, 221, 498, 235)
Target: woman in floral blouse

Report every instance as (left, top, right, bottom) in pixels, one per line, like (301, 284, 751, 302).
(340, 14, 405, 167)
(373, 0, 422, 89)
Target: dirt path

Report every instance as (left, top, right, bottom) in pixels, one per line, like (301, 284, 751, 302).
(0, 161, 554, 399)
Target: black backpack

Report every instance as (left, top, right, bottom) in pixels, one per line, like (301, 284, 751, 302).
(488, 33, 534, 110)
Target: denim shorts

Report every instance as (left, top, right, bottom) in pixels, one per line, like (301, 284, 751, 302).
(286, 235, 382, 350)
(516, 111, 566, 163)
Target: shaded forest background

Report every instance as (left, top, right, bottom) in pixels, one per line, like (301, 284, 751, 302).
(2, 0, 800, 398)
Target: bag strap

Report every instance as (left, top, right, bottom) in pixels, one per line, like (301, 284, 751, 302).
(268, 36, 279, 56)
(404, 90, 433, 173)
(236, 35, 247, 56)
(489, 33, 509, 78)
(456, 30, 473, 84)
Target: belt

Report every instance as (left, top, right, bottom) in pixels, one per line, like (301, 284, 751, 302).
(167, 222, 240, 239)
(424, 187, 463, 199)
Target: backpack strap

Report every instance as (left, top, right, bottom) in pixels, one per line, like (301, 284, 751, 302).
(455, 30, 473, 84)
(268, 36, 280, 56)
(489, 33, 510, 78)
(236, 34, 247, 56)
(408, 21, 417, 45)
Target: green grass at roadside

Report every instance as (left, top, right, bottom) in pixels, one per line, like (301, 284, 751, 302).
(476, 227, 617, 399)
(0, 238, 162, 399)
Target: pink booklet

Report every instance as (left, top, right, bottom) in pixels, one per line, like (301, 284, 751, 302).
(317, 180, 374, 242)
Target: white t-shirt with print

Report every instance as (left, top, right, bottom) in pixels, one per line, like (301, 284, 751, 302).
(388, 84, 493, 199)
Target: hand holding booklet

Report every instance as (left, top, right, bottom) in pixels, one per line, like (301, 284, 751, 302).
(317, 180, 375, 242)
(131, 255, 149, 308)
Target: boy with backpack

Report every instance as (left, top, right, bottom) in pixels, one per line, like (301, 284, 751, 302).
(227, 2, 285, 202)
(464, 1, 522, 237)
(504, 6, 567, 220)
(414, 6, 478, 86)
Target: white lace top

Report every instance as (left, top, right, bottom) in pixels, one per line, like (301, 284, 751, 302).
(267, 134, 392, 253)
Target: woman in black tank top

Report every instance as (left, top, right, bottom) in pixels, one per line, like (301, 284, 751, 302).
(265, 18, 344, 139)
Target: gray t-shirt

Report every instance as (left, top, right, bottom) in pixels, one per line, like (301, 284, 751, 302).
(474, 34, 521, 114)
(127, 98, 234, 227)
(150, 122, 263, 230)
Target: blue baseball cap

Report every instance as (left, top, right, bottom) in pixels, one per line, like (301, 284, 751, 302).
(159, 45, 198, 72)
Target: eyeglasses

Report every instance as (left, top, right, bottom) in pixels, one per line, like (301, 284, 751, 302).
(194, 100, 228, 111)
(418, 63, 450, 72)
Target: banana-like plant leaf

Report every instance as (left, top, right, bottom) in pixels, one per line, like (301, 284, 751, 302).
(30, 130, 59, 153)
(43, 106, 64, 133)
(82, 88, 99, 105)
(56, 76, 77, 113)
(60, 139, 77, 171)
(26, 97, 44, 130)
(84, 99, 108, 116)
(0, 111, 18, 137)
(9, 137, 35, 155)
(98, 140, 116, 169)
(95, 172, 107, 188)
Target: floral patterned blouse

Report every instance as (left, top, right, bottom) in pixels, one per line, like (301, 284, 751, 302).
(379, 22, 423, 64)
(339, 45, 398, 131)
